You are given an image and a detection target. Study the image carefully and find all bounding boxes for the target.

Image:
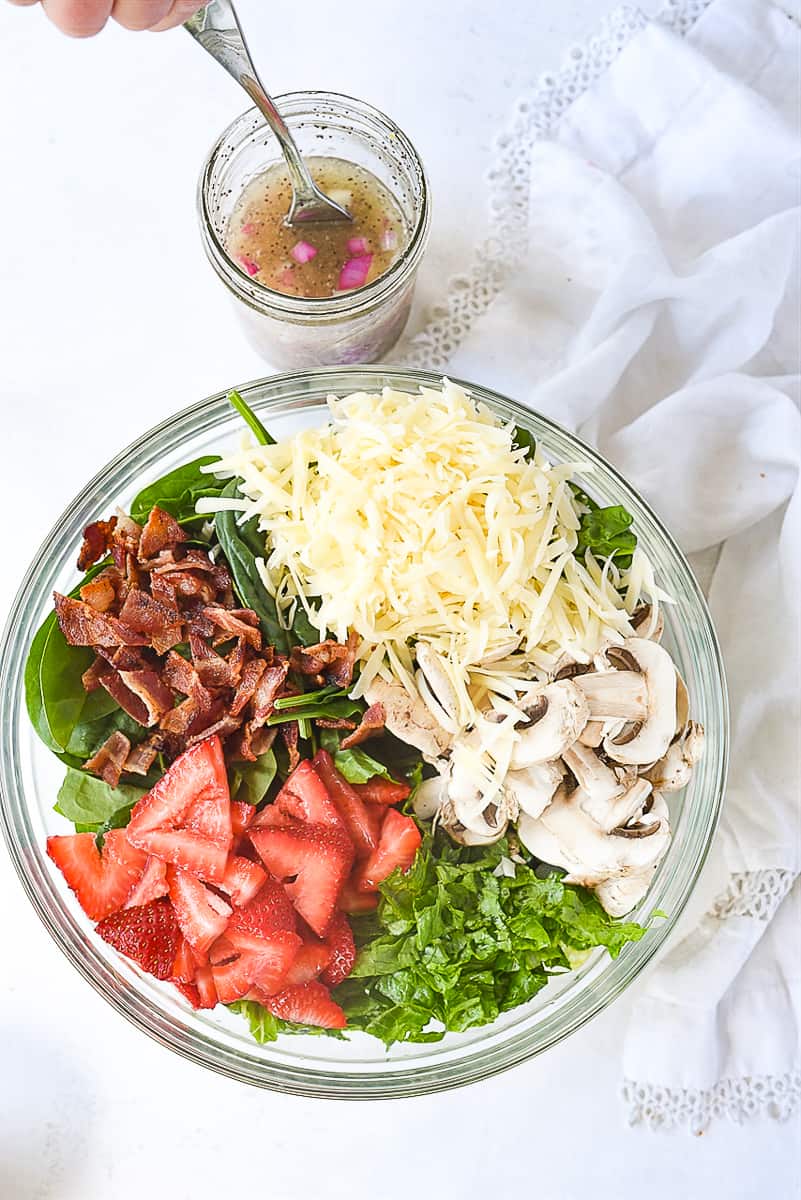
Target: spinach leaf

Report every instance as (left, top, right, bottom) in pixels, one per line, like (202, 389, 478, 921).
(332, 748, 394, 785)
(290, 601, 321, 647)
(575, 505, 636, 569)
(512, 427, 537, 459)
(228, 750, 277, 806)
(24, 563, 118, 754)
(65, 708, 148, 761)
(266, 696, 364, 726)
(214, 480, 289, 655)
(227, 389, 274, 447)
(129, 456, 226, 526)
(55, 766, 146, 832)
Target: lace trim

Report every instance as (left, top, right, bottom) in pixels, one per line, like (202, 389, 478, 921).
(622, 1071, 801, 1132)
(398, 0, 715, 371)
(710, 869, 796, 922)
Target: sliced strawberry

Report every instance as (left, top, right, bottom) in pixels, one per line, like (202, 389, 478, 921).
(355, 809, 422, 892)
(171, 935, 197, 983)
(212, 931, 300, 1003)
(231, 800, 256, 839)
(195, 965, 218, 1009)
(124, 855, 168, 908)
(167, 866, 232, 954)
(264, 981, 346, 1030)
(352, 777, 411, 805)
(127, 736, 232, 878)
(319, 912, 356, 987)
(96, 898, 181, 980)
(363, 803, 385, 847)
(219, 856, 267, 908)
(312, 750, 377, 857)
(47, 829, 148, 921)
(275, 761, 344, 830)
(337, 878, 379, 913)
(250, 804, 294, 830)
(208, 934, 239, 965)
(283, 940, 332, 986)
(250, 823, 354, 938)
(173, 980, 201, 1008)
(228, 874, 298, 938)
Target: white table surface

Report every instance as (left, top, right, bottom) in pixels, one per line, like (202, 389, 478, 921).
(0, 2, 797, 1197)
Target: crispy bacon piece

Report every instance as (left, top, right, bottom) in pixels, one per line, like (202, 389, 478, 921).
(185, 713, 242, 747)
(139, 506, 187, 560)
(230, 658, 266, 718)
(249, 662, 290, 726)
(290, 630, 359, 688)
(124, 736, 161, 777)
(77, 517, 118, 572)
(315, 717, 357, 730)
(162, 650, 197, 695)
(82, 657, 107, 693)
(96, 666, 150, 726)
(82, 730, 132, 788)
(110, 514, 142, 570)
(339, 702, 385, 750)
(203, 606, 262, 649)
(54, 594, 148, 648)
(189, 631, 240, 689)
(79, 574, 117, 614)
(118, 669, 175, 726)
(281, 720, 301, 772)
(118, 589, 183, 655)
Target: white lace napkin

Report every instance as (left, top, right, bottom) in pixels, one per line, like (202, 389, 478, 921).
(400, 0, 801, 1132)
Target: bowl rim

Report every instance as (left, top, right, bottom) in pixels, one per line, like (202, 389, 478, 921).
(0, 366, 729, 1098)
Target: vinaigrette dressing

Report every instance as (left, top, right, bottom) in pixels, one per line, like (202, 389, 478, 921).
(227, 156, 406, 299)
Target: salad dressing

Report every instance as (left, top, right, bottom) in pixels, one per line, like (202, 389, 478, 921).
(226, 157, 407, 298)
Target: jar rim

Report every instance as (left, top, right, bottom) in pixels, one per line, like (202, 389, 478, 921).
(198, 91, 431, 318)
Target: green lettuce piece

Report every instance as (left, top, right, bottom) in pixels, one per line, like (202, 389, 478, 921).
(332, 748, 394, 784)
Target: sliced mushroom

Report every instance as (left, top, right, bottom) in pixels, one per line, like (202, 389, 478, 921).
(562, 743, 651, 833)
(477, 635, 521, 665)
(594, 867, 658, 917)
(508, 680, 589, 769)
(574, 670, 648, 720)
(504, 760, 563, 819)
(577, 717, 625, 747)
(412, 772, 449, 820)
(516, 784, 670, 900)
(440, 740, 514, 845)
(364, 676, 452, 763)
(629, 603, 664, 643)
(439, 797, 508, 846)
(675, 670, 690, 735)
(601, 639, 677, 766)
(415, 641, 460, 731)
(643, 721, 705, 792)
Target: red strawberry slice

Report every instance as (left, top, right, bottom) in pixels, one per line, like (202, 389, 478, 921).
(219, 856, 267, 908)
(96, 898, 181, 980)
(208, 934, 238, 965)
(363, 803, 385, 847)
(319, 912, 356, 987)
(275, 761, 344, 830)
(173, 980, 201, 1008)
(124, 855, 168, 909)
(167, 866, 232, 955)
(338, 878, 379, 913)
(352, 777, 411, 805)
(312, 750, 377, 857)
(231, 800, 256, 839)
(195, 965, 218, 1009)
(264, 981, 346, 1030)
(250, 823, 354, 938)
(212, 931, 300, 1003)
(47, 829, 148, 921)
(250, 804, 294, 830)
(171, 935, 197, 983)
(127, 736, 232, 881)
(228, 874, 298, 938)
(355, 809, 422, 892)
(282, 940, 333, 987)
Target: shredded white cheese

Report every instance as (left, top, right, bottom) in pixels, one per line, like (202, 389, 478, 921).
(198, 381, 658, 750)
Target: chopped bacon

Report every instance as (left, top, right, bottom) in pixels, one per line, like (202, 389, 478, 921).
(118, 669, 175, 726)
(118, 589, 182, 655)
(315, 717, 357, 730)
(96, 666, 151, 726)
(77, 517, 118, 572)
(190, 631, 240, 689)
(281, 720, 301, 772)
(203, 606, 262, 649)
(124, 736, 161, 777)
(54, 594, 148, 648)
(230, 658, 266, 718)
(79, 574, 117, 614)
(83, 730, 132, 788)
(249, 662, 290, 725)
(139, 507, 187, 560)
(340, 702, 385, 749)
(162, 650, 197, 695)
(290, 630, 359, 688)
(185, 713, 242, 747)
(82, 657, 107, 693)
(164, 572, 217, 604)
(110, 514, 142, 570)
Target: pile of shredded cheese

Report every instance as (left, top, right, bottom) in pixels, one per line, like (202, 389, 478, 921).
(200, 382, 664, 730)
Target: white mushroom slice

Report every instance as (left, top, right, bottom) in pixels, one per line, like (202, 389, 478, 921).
(508, 680, 589, 769)
(594, 867, 658, 917)
(477, 635, 521, 665)
(574, 670, 648, 720)
(412, 772, 449, 820)
(643, 722, 705, 792)
(415, 642, 460, 727)
(601, 638, 677, 766)
(675, 670, 690, 735)
(504, 761, 563, 819)
(578, 717, 625, 747)
(562, 744, 651, 833)
(439, 797, 508, 846)
(629, 603, 664, 643)
(364, 677, 452, 763)
(516, 785, 670, 890)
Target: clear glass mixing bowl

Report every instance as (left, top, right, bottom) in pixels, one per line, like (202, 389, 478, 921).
(0, 367, 728, 1098)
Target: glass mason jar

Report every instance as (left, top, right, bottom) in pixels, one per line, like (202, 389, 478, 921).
(198, 93, 431, 369)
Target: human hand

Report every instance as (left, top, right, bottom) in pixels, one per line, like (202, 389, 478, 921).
(6, 0, 204, 37)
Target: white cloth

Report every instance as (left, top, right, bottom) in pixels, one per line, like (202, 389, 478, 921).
(400, 0, 801, 1131)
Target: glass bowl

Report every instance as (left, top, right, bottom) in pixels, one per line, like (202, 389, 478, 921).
(198, 95, 431, 369)
(0, 367, 727, 1099)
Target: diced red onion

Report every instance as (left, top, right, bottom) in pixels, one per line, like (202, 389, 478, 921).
(238, 255, 260, 277)
(337, 254, 373, 291)
(346, 236, 369, 255)
(277, 266, 295, 288)
(379, 227, 398, 251)
(291, 240, 318, 264)
(241, 222, 256, 235)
